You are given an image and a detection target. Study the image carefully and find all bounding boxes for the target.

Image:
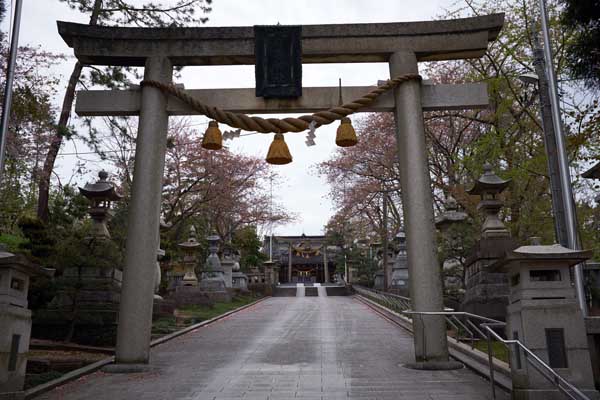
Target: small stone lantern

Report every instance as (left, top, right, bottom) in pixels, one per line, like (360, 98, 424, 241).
(467, 163, 510, 239)
(0, 249, 53, 394)
(493, 240, 598, 400)
(178, 225, 200, 287)
(390, 228, 409, 296)
(79, 170, 123, 239)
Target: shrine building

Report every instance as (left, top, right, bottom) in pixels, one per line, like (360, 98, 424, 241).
(263, 235, 339, 284)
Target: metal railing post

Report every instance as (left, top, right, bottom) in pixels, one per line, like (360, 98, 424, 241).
(487, 329, 496, 399)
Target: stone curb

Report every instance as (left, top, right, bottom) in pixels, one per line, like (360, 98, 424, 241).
(24, 296, 269, 399)
(353, 294, 512, 392)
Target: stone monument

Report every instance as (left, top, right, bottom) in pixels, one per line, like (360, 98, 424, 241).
(0, 249, 53, 397)
(493, 239, 598, 400)
(462, 163, 517, 320)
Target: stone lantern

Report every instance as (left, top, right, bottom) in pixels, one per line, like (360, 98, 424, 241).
(390, 228, 409, 296)
(435, 195, 469, 296)
(79, 170, 123, 239)
(178, 225, 200, 287)
(462, 163, 517, 320)
(41, 170, 123, 341)
(467, 163, 510, 239)
(492, 240, 598, 400)
(198, 234, 229, 301)
(1, 249, 53, 395)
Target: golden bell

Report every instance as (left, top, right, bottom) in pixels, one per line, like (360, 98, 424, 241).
(266, 133, 292, 165)
(335, 117, 358, 147)
(201, 121, 222, 150)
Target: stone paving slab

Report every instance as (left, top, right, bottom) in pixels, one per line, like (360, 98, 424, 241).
(36, 296, 508, 400)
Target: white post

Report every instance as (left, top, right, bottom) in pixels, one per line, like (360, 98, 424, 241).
(288, 242, 292, 283)
(389, 52, 451, 367)
(323, 247, 329, 283)
(115, 57, 172, 364)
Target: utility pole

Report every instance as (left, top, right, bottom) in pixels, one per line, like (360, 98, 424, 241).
(0, 0, 24, 176)
(538, 0, 587, 315)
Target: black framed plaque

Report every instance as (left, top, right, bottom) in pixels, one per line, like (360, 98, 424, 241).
(254, 25, 302, 98)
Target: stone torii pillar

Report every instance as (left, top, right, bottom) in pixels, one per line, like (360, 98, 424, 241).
(390, 52, 450, 366)
(57, 14, 504, 368)
(115, 57, 172, 365)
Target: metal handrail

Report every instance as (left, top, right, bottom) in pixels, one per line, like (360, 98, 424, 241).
(351, 286, 590, 400)
(402, 311, 590, 400)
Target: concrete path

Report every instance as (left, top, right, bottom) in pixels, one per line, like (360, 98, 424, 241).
(37, 297, 506, 400)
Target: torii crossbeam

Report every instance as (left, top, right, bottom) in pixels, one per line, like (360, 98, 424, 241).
(58, 13, 504, 369)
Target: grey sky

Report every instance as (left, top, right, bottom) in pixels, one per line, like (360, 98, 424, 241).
(7, 0, 457, 235)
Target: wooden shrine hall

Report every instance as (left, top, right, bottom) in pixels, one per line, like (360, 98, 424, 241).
(264, 235, 338, 284)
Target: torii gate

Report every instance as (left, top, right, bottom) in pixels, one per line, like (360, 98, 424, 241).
(57, 14, 504, 369)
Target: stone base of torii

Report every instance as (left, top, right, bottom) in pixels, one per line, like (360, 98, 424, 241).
(57, 13, 504, 369)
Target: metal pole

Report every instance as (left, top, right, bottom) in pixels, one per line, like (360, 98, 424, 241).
(486, 330, 496, 399)
(539, 0, 587, 315)
(531, 36, 568, 247)
(382, 193, 389, 291)
(269, 174, 273, 261)
(0, 0, 24, 175)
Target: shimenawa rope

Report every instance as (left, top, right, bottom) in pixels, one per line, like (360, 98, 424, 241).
(140, 73, 421, 134)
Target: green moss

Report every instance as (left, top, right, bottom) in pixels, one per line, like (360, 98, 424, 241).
(0, 233, 27, 253)
(24, 371, 64, 389)
(179, 294, 258, 320)
(152, 294, 262, 337)
(152, 316, 178, 335)
(472, 340, 509, 363)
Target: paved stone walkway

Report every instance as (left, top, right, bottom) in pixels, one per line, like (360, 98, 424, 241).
(37, 296, 507, 400)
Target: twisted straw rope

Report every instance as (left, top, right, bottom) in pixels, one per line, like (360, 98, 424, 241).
(140, 73, 421, 134)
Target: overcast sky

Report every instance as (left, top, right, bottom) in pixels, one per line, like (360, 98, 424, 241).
(6, 0, 458, 236)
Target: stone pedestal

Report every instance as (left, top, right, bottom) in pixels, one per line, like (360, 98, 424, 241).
(0, 251, 53, 395)
(462, 237, 516, 320)
(221, 259, 233, 289)
(41, 265, 122, 345)
(231, 272, 248, 291)
(494, 242, 599, 400)
(170, 286, 213, 307)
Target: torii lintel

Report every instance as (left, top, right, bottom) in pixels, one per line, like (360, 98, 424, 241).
(57, 14, 504, 66)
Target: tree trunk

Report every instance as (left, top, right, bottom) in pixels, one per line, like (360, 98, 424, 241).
(36, 0, 103, 221)
(37, 61, 83, 221)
